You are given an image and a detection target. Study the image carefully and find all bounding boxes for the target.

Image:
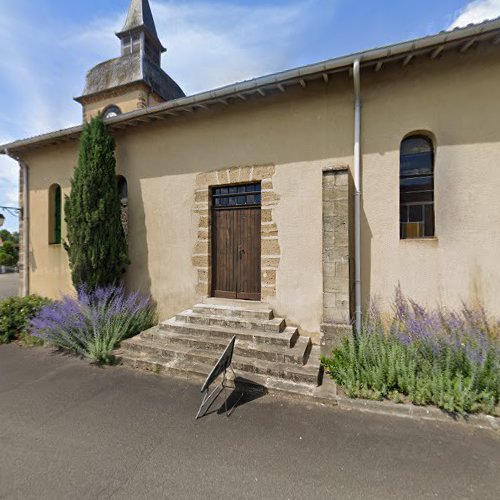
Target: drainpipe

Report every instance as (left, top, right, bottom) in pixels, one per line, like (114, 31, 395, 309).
(4, 149, 29, 296)
(21, 161, 29, 297)
(353, 59, 362, 334)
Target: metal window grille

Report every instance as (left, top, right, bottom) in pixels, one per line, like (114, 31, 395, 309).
(212, 183, 261, 209)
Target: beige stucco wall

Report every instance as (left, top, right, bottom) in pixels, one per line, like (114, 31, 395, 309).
(361, 43, 500, 314)
(20, 43, 500, 338)
(23, 80, 352, 336)
(23, 144, 73, 297)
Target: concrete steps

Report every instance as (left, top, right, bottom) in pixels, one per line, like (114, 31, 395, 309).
(175, 310, 286, 333)
(119, 338, 320, 385)
(158, 320, 299, 347)
(118, 352, 322, 398)
(117, 299, 324, 396)
(133, 328, 311, 365)
(192, 303, 274, 320)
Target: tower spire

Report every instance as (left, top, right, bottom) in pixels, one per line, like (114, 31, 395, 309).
(116, 0, 166, 55)
(75, 0, 184, 120)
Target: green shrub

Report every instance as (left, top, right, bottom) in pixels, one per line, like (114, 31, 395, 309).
(0, 295, 52, 345)
(321, 291, 500, 416)
(64, 115, 128, 291)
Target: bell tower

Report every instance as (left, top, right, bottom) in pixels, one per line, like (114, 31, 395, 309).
(116, 0, 165, 66)
(75, 0, 185, 121)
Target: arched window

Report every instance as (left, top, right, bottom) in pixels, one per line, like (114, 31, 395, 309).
(103, 105, 122, 119)
(400, 135, 435, 239)
(49, 184, 62, 244)
(117, 176, 128, 241)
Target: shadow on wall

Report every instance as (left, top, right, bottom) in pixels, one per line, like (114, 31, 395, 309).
(112, 79, 355, 182)
(348, 164, 372, 321)
(29, 250, 37, 273)
(360, 202, 372, 316)
(123, 175, 152, 301)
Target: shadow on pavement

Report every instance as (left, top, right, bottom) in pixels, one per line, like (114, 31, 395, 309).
(201, 377, 268, 418)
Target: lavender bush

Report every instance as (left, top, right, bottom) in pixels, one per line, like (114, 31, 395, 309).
(30, 285, 157, 364)
(321, 287, 500, 415)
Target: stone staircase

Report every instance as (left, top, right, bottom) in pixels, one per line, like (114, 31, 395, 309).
(116, 298, 325, 398)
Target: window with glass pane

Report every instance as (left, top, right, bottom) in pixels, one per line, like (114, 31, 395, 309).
(212, 183, 261, 208)
(400, 135, 435, 239)
(49, 184, 62, 245)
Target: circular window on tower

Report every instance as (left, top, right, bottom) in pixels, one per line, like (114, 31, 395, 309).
(102, 105, 122, 119)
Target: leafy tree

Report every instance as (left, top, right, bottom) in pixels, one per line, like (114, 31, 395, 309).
(64, 115, 128, 290)
(0, 229, 19, 267)
(0, 229, 19, 244)
(0, 240, 18, 267)
(0, 230, 12, 242)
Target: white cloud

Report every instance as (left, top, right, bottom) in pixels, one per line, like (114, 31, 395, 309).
(448, 0, 500, 29)
(0, 0, 336, 231)
(69, 1, 326, 96)
(0, 132, 19, 210)
(151, 0, 316, 94)
(0, 153, 20, 232)
(0, 156, 18, 186)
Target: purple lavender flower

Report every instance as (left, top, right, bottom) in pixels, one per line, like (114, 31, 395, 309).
(30, 285, 157, 363)
(383, 288, 498, 367)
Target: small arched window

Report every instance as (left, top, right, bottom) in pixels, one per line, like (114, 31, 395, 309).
(49, 184, 62, 244)
(400, 135, 435, 239)
(117, 176, 128, 241)
(103, 105, 122, 119)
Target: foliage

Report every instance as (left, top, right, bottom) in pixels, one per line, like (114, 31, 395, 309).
(64, 115, 128, 291)
(0, 230, 19, 243)
(0, 295, 52, 344)
(30, 285, 157, 364)
(0, 230, 19, 267)
(321, 288, 500, 415)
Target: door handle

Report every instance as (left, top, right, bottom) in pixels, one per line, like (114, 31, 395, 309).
(239, 248, 245, 259)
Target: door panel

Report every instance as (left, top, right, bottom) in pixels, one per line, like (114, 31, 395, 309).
(236, 208, 261, 300)
(211, 183, 261, 301)
(212, 209, 237, 299)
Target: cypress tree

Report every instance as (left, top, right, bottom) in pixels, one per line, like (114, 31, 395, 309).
(64, 115, 128, 290)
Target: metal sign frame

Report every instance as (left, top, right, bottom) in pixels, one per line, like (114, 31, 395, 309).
(195, 336, 242, 419)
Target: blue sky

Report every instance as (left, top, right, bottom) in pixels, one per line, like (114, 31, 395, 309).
(1, 0, 499, 232)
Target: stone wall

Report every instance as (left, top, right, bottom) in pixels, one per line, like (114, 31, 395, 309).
(193, 165, 280, 300)
(321, 166, 352, 355)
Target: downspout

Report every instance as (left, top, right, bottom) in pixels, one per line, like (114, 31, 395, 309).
(21, 161, 29, 297)
(4, 148, 29, 296)
(353, 59, 362, 334)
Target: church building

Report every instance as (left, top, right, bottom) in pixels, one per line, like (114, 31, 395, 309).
(2, 0, 500, 393)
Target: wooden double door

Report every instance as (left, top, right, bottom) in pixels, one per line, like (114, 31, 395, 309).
(211, 183, 261, 301)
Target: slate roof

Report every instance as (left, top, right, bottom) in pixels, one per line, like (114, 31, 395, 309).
(116, 0, 164, 50)
(75, 52, 185, 103)
(75, 0, 183, 102)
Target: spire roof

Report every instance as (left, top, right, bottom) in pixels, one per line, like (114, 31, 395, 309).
(117, 0, 164, 49)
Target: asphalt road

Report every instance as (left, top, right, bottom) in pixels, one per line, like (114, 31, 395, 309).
(0, 345, 498, 500)
(0, 273, 19, 300)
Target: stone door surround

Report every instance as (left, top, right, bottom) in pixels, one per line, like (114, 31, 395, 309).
(193, 165, 280, 300)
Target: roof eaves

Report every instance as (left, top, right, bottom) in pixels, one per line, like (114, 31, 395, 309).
(3, 16, 500, 154)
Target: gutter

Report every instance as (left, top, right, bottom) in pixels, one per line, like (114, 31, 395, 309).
(4, 148, 29, 296)
(353, 60, 362, 334)
(2, 17, 500, 154)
